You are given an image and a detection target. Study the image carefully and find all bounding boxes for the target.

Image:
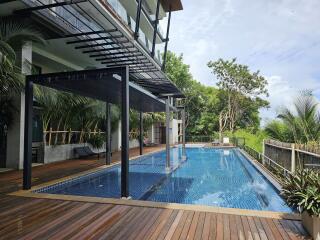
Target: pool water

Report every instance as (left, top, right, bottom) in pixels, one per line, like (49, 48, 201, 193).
(36, 147, 293, 213)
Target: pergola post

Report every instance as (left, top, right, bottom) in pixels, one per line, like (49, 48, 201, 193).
(139, 111, 143, 155)
(23, 77, 33, 190)
(165, 96, 170, 171)
(121, 66, 130, 198)
(182, 107, 186, 160)
(106, 103, 111, 165)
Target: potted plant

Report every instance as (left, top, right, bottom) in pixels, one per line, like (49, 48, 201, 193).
(281, 169, 320, 240)
(87, 134, 104, 157)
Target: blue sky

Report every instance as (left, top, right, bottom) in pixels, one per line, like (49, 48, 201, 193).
(166, 0, 320, 124)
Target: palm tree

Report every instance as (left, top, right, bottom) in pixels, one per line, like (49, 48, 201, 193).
(0, 16, 45, 95)
(266, 91, 320, 144)
(0, 16, 45, 133)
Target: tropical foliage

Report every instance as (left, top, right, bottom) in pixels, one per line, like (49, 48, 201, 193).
(281, 169, 320, 216)
(165, 52, 269, 138)
(265, 91, 320, 144)
(0, 16, 45, 131)
(0, 16, 45, 95)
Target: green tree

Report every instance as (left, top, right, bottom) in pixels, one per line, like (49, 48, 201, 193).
(208, 58, 269, 139)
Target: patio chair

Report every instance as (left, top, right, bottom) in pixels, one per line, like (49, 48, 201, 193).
(143, 138, 157, 147)
(212, 139, 220, 146)
(74, 147, 90, 158)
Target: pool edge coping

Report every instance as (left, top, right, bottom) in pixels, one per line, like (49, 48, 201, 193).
(9, 191, 300, 220)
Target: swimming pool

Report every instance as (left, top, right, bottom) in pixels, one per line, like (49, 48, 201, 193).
(35, 147, 293, 213)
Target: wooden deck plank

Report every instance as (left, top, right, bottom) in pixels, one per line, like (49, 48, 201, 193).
(128, 208, 163, 240)
(216, 213, 224, 240)
(235, 215, 245, 240)
(241, 216, 254, 240)
(23, 202, 93, 238)
(143, 209, 173, 240)
(223, 213, 231, 240)
(186, 211, 200, 239)
(272, 219, 291, 240)
(279, 219, 301, 240)
(112, 207, 151, 240)
(164, 210, 184, 240)
(247, 216, 262, 240)
(0, 143, 310, 240)
(170, 211, 189, 240)
(264, 217, 284, 240)
(230, 214, 239, 240)
(151, 210, 179, 240)
(208, 213, 217, 239)
(0, 195, 311, 240)
(259, 217, 276, 240)
(47, 204, 114, 240)
(253, 217, 269, 240)
(194, 212, 206, 240)
(178, 211, 195, 240)
(201, 212, 211, 240)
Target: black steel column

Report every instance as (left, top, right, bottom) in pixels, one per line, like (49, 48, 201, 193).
(106, 103, 111, 165)
(23, 77, 33, 190)
(121, 66, 129, 198)
(151, 0, 161, 57)
(165, 96, 170, 170)
(134, 0, 143, 40)
(139, 111, 143, 155)
(182, 108, 186, 158)
(162, 5, 172, 71)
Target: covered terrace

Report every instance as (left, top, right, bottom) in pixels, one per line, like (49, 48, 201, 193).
(23, 67, 186, 198)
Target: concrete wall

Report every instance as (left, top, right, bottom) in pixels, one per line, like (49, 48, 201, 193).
(6, 42, 32, 169)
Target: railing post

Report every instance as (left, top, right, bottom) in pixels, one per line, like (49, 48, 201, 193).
(134, 0, 143, 40)
(291, 143, 296, 173)
(262, 139, 265, 165)
(151, 0, 160, 57)
(162, 5, 172, 71)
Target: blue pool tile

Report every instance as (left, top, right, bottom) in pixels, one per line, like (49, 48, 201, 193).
(35, 147, 293, 213)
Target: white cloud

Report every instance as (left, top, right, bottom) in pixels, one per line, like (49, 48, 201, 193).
(169, 0, 320, 123)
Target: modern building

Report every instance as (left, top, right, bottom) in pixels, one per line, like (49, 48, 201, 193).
(0, 0, 185, 195)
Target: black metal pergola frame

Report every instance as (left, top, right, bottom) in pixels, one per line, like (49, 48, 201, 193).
(22, 67, 178, 198)
(15, 0, 186, 198)
(16, 0, 184, 98)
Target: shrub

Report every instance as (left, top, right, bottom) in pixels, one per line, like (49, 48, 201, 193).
(87, 134, 104, 150)
(281, 169, 320, 216)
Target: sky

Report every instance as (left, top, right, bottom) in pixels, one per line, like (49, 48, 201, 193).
(165, 0, 320, 125)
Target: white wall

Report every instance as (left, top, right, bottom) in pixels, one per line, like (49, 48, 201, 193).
(171, 119, 181, 144)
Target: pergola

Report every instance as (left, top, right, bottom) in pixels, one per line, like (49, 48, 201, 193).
(23, 67, 186, 198)
(17, 0, 185, 198)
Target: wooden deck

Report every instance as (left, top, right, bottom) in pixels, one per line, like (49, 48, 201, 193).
(0, 145, 310, 239)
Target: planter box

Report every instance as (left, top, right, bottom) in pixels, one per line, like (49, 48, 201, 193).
(302, 212, 320, 240)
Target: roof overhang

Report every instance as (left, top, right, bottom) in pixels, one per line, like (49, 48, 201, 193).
(161, 0, 183, 12)
(28, 68, 177, 112)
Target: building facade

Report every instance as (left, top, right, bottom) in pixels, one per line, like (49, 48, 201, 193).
(0, 0, 184, 170)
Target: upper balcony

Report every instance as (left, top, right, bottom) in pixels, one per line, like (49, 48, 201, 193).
(2, 0, 183, 97)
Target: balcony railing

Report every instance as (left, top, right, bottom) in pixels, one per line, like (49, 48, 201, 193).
(31, 0, 166, 65)
(104, 0, 166, 64)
